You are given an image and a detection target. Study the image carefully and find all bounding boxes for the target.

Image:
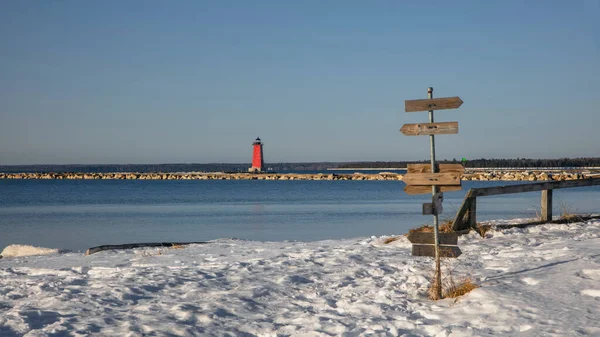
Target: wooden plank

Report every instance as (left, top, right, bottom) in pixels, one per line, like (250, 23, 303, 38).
(403, 172, 461, 186)
(472, 178, 600, 197)
(452, 189, 474, 231)
(411, 244, 462, 258)
(400, 122, 458, 136)
(407, 163, 465, 174)
(404, 184, 462, 195)
(404, 96, 463, 112)
(541, 189, 552, 222)
(85, 241, 209, 255)
(406, 232, 458, 245)
(467, 197, 477, 229)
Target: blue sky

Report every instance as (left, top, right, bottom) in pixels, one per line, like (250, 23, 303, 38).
(1, 1, 598, 164)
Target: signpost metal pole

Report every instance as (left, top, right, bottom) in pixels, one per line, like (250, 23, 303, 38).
(428, 87, 442, 300)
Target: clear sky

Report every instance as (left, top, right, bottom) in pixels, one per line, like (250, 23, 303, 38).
(1, 1, 599, 165)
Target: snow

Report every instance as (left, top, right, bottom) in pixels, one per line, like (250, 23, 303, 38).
(0, 245, 60, 258)
(0, 220, 599, 336)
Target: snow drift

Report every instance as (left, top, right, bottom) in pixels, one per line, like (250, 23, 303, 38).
(0, 244, 59, 258)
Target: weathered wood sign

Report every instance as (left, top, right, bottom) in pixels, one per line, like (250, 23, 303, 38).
(404, 164, 464, 195)
(412, 244, 462, 258)
(404, 97, 463, 112)
(407, 232, 461, 258)
(407, 231, 457, 245)
(407, 163, 465, 174)
(404, 185, 462, 195)
(400, 122, 458, 136)
(402, 172, 460, 186)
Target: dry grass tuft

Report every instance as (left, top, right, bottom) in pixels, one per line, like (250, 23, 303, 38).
(408, 224, 434, 234)
(439, 220, 454, 233)
(475, 223, 493, 237)
(171, 244, 186, 249)
(559, 202, 583, 223)
(428, 274, 479, 300)
(408, 220, 454, 235)
(443, 277, 479, 298)
(382, 237, 401, 244)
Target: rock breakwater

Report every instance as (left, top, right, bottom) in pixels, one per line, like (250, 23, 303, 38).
(0, 171, 592, 181)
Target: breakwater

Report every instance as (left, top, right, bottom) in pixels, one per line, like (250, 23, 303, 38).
(0, 171, 594, 181)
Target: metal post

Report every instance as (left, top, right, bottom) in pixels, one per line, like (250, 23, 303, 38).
(428, 86, 442, 299)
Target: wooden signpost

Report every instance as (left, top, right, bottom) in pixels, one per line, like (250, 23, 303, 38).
(400, 87, 464, 299)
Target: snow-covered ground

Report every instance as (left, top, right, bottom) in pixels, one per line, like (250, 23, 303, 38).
(1, 219, 600, 337)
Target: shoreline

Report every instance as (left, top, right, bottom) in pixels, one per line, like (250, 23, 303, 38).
(0, 170, 594, 181)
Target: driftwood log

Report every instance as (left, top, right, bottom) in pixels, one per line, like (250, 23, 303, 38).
(85, 242, 209, 255)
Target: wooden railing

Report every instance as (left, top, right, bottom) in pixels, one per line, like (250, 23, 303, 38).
(452, 178, 600, 231)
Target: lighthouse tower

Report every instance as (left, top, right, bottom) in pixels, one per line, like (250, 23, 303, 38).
(249, 137, 264, 173)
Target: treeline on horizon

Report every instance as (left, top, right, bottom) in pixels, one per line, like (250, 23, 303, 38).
(1, 157, 599, 173)
(337, 157, 600, 169)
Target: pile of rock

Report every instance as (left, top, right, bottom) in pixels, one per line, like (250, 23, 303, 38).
(462, 171, 586, 181)
(0, 171, 592, 181)
(0, 172, 405, 181)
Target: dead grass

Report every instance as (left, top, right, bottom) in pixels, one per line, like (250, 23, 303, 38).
(474, 223, 493, 237)
(559, 202, 584, 223)
(407, 219, 454, 235)
(382, 237, 401, 244)
(170, 244, 186, 249)
(427, 270, 479, 300)
(443, 277, 479, 298)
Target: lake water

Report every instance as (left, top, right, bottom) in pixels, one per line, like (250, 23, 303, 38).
(0, 179, 598, 251)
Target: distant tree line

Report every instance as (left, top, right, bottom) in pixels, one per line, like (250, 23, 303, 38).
(0, 162, 338, 173)
(2, 157, 599, 173)
(336, 157, 600, 169)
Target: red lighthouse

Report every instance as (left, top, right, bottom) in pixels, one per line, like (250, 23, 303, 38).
(249, 137, 264, 172)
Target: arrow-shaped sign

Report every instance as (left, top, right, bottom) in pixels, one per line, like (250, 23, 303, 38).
(407, 231, 461, 258)
(400, 122, 458, 136)
(407, 232, 458, 245)
(404, 97, 463, 112)
(404, 185, 462, 195)
(412, 244, 462, 258)
(402, 172, 461, 186)
(407, 163, 464, 174)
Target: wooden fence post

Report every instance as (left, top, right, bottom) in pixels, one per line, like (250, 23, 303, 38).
(467, 197, 477, 229)
(452, 189, 474, 231)
(541, 189, 553, 222)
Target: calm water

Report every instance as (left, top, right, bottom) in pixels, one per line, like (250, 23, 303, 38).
(0, 179, 598, 251)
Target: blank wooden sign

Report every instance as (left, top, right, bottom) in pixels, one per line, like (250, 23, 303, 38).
(400, 122, 458, 136)
(406, 163, 465, 174)
(404, 97, 463, 112)
(404, 185, 462, 195)
(402, 172, 461, 186)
